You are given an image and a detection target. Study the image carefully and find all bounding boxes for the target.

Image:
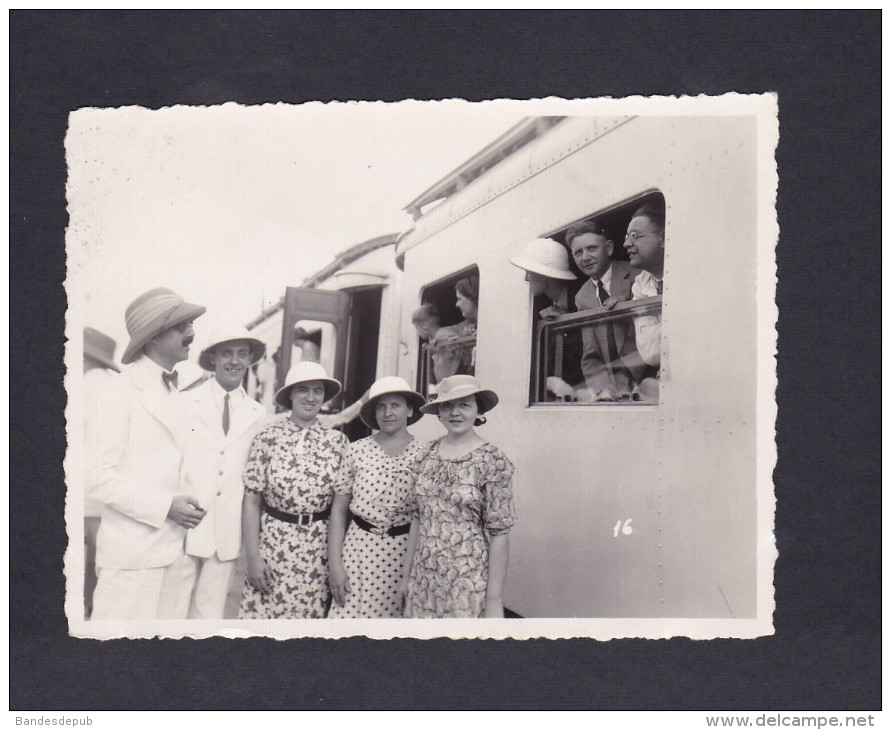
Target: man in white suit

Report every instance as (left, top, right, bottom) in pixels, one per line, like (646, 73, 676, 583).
(181, 326, 268, 619)
(94, 288, 208, 620)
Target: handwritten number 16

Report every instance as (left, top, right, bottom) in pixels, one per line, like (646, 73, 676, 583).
(613, 519, 633, 537)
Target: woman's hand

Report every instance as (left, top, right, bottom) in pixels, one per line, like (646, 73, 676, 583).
(328, 562, 351, 607)
(246, 554, 273, 595)
(484, 596, 504, 618)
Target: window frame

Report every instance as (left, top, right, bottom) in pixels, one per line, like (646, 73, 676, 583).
(528, 190, 665, 407)
(415, 265, 479, 398)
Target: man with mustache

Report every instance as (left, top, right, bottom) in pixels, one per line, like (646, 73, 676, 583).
(179, 326, 268, 619)
(92, 288, 208, 620)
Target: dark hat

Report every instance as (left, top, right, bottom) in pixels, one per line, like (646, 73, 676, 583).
(83, 327, 121, 372)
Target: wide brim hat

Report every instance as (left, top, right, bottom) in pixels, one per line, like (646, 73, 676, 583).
(509, 238, 577, 281)
(83, 327, 121, 373)
(359, 376, 427, 430)
(198, 326, 266, 371)
(274, 361, 342, 410)
(120, 288, 206, 365)
(419, 375, 499, 415)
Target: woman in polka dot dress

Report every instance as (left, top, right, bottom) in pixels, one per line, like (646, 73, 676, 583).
(327, 377, 428, 618)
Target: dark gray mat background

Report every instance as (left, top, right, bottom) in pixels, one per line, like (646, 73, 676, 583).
(10, 10, 880, 710)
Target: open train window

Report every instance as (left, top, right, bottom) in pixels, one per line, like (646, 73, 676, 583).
(414, 267, 479, 398)
(528, 191, 664, 406)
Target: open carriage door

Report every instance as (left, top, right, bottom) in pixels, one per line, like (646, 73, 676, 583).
(279, 287, 351, 411)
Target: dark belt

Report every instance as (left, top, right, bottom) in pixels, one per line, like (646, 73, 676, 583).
(350, 512, 411, 537)
(263, 499, 331, 526)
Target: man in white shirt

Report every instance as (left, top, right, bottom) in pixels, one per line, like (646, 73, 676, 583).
(180, 326, 268, 619)
(570, 221, 650, 401)
(93, 288, 207, 621)
(624, 204, 666, 370)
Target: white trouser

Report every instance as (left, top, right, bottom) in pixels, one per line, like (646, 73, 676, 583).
(187, 553, 237, 620)
(93, 551, 196, 621)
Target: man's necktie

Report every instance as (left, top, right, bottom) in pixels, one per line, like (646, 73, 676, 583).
(656, 279, 663, 295)
(597, 281, 619, 365)
(222, 393, 230, 435)
(596, 280, 610, 307)
(162, 370, 179, 391)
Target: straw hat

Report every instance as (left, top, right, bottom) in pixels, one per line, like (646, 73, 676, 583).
(198, 325, 266, 371)
(509, 238, 576, 281)
(274, 361, 342, 409)
(359, 376, 427, 430)
(120, 288, 206, 365)
(419, 375, 498, 415)
(83, 327, 121, 373)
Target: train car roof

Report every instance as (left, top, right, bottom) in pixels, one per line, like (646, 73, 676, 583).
(402, 116, 565, 221)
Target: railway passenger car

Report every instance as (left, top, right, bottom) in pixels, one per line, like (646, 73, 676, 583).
(259, 114, 768, 622)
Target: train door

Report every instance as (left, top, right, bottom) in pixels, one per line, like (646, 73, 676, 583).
(279, 287, 351, 412)
(341, 286, 383, 441)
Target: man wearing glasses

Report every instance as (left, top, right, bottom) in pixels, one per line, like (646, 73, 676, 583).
(624, 204, 665, 371)
(92, 288, 208, 620)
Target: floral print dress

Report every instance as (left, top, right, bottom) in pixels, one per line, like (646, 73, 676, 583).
(239, 419, 352, 619)
(404, 439, 516, 618)
(328, 437, 428, 619)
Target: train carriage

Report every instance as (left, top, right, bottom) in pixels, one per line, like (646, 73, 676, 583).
(255, 113, 769, 623)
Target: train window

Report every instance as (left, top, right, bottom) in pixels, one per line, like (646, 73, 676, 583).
(529, 192, 664, 406)
(414, 267, 479, 398)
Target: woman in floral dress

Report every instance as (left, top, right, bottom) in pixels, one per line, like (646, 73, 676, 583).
(328, 377, 428, 618)
(239, 362, 352, 619)
(401, 375, 517, 618)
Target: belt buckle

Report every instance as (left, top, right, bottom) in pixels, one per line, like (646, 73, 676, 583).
(370, 524, 387, 536)
(299, 513, 312, 526)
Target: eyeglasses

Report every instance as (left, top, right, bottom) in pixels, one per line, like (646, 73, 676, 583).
(625, 228, 663, 243)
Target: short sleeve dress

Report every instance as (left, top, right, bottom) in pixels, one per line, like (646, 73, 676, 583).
(404, 439, 516, 618)
(328, 437, 429, 619)
(238, 419, 352, 619)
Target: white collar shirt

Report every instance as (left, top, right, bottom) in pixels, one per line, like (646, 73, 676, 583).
(592, 263, 615, 297)
(208, 378, 245, 411)
(631, 269, 662, 300)
(130, 355, 178, 395)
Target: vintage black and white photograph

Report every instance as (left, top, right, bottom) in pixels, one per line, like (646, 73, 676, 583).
(64, 95, 778, 640)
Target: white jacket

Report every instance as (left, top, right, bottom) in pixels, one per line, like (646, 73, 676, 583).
(96, 357, 190, 570)
(180, 380, 268, 561)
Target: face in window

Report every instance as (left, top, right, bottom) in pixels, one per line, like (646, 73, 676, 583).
(624, 216, 665, 274)
(456, 291, 478, 322)
(413, 319, 435, 342)
(375, 394, 411, 435)
(210, 340, 252, 392)
(290, 380, 326, 424)
(570, 233, 614, 281)
(437, 395, 479, 436)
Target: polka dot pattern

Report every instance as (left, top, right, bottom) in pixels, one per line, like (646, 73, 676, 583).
(328, 437, 428, 619)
